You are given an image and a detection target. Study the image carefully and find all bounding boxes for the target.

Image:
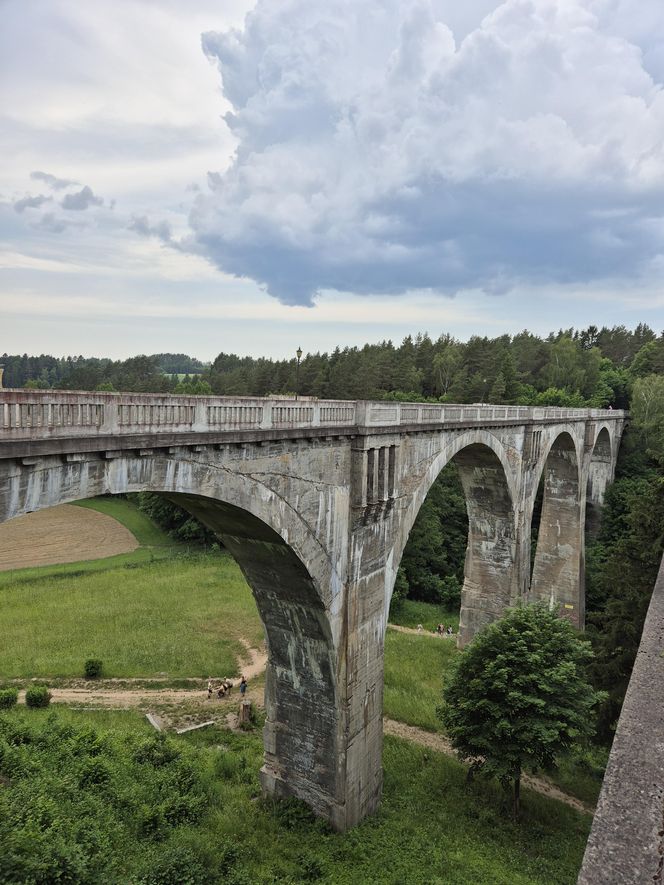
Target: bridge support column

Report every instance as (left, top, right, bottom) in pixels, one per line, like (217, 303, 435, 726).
(339, 569, 386, 829)
(585, 427, 614, 538)
(530, 438, 584, 628)
(454, 446, 517, 647)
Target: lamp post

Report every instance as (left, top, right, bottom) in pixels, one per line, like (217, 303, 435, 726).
(295, 347, 302, 400)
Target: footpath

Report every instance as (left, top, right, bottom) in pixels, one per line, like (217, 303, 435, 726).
(15, 630, 594, 815)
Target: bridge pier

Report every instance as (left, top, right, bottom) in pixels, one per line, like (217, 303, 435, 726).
(530, 433, 584, 627)
(454, 445, 517, 647)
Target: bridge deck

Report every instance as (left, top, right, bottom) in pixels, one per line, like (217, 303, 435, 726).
(0, 390, 624, 458)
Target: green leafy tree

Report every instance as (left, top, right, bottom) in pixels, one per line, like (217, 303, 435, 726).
(630, 374, 664, 465)
(439, 604, 602, 817)
(174, 378, 213, 395)
(586, 473, 664, 736)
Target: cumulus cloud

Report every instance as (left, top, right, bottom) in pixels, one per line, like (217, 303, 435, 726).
(129, 214, 173, 242)
(30, 170, 79, 190)
(61, 185, 103, 211)
(191, 0, 664, 305)
(13, 193, 51, 213)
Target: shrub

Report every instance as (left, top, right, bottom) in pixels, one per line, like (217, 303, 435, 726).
(84, 658, 103, 679)
(25, 686, 51, 708)
(0, 688, 18, 709)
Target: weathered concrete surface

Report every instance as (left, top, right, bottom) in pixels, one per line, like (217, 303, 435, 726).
(578, 555, 664, 885)
(0, 391, 625, 830)
(530, 432, 584, 627)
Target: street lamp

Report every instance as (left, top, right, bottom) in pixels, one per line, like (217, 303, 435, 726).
(295, 347, 303, 400)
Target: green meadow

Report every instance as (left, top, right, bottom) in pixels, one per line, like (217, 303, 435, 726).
(0, 706, 591, 885)
(0, 554, 264, 680)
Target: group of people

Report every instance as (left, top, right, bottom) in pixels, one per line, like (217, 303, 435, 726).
(207, 676, 248, 699)
(415, 623, 454, 636)
(435, 623, 454, 636)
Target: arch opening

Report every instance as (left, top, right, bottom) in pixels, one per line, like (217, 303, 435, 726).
(0, 452, 344, 826)
(391, 439, 516, 648)
(530, 432, 583, 627)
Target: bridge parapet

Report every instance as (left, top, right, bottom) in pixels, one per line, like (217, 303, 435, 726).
(0, 389, 624, 446)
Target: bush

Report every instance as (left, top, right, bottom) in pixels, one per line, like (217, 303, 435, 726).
(84, 658, 103, 679)
(25, 685, 51, 708)
(0, 688, 18, 709)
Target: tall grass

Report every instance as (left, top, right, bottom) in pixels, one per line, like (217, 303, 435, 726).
(0, 706, 591, 884)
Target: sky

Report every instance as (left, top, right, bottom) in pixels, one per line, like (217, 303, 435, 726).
(2, 0, 664, 362)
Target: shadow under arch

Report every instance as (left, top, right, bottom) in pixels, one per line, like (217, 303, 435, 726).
(586, 426, 612, 537)
(530, 430, 583, 627)
(0, 453, 344, 826)
(389, 432, 517, 647)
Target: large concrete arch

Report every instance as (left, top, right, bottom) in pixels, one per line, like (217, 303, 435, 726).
(0, 452, 349, 827)
(529, 430, 584, 626)
(386, 430, 518, 647)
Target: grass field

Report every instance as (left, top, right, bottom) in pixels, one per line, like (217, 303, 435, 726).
(0, 497, 182, 584)
(73, 496, 176, 548)
(0, 552, 263, 680)
(1, 706, 592, 884)
(384, 628, 457, 731)
(0, 495, 604, 812)
(390, 598, 460, 632)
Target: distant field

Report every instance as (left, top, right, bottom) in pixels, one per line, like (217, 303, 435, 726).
(390, 598, 460, 632)
(384, 628, 458, 731)
(0, 496, 180, 580)
(0, 503, 139, 572)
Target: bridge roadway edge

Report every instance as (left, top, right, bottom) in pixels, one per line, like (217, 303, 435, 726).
(0, 416, 616, 461)
(578, 555, 664, 884)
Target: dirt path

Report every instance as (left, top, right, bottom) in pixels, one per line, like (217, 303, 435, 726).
(383, 719, 594, 815)
(387, 624, 455, 639)
(0, 504, 138, 571)
(18, 640, 269, 712)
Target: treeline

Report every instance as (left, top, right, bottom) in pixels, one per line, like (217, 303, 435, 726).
(206, 324, 660, 406)
(3, 323, 662, 407)
(0, 353, 206, 391)
(585, 425, 664, 738)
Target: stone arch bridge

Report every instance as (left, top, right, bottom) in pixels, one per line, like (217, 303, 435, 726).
(0, 391, 625, 830)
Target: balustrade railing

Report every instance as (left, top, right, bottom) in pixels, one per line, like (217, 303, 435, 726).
(0, 389, 625, 443)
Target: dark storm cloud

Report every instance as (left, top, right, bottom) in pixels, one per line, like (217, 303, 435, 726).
(190, 0, 664, 305)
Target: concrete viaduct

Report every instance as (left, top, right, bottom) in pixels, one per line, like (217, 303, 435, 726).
(0, 390, 625, 831)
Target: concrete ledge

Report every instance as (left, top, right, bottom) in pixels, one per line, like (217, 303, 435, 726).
(0, 416, 625, 461)
(578, 556, 664, 884)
